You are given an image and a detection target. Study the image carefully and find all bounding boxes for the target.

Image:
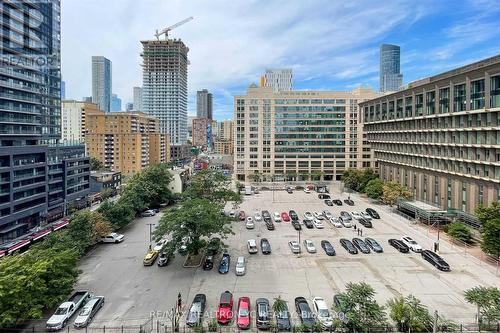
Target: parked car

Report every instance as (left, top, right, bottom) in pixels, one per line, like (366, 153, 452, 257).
(322, 210, 333, 219)
(273, 212, 282, 222)
(260, 238, 272, 254)
(246, 217, 255, 229)
(340, 217, 352, 228)
(157, 251, 171, 267)
(388, 239, 410, 253)
(265, 220, 275, 230)
(207, 237, 221, 255)
(330, 217, 343, 228)
(289, 210, 299, 221)
(254, 212, 262, 221)
(366, 208, 380, 219)
(274, 302, 291, 331)
(262, 210, 271, 222)
(312, 297, 333, 329)
(303, 219, 314, 229)
(292, 220, 302, 230)
(318, 194, 331, 199)
(401, 236, 423, 252)
(281, 212, 291, 222)
(217, 291, 234, 324)
(321, 240, 336, 256)
(352, 238, 371, 254)
(358, 218, 373, 228)
(186, 294, 207, 327)
(141, 210, 156, 217)
(333, 294, 349, 314)
(324, 199, 333, 206)
(237, 297, 251, 329)
(333, 199, 343, 206)
(304, 212, 314, 220)
(100, 232, 124, 243)
(286, 187, 293, 194)
(239, 211, 246, 221)
(229, 210, 236, 218)
(304, 188, 311, 194)
(218, 252, 231, 274)
(235, 256, 246, 276)
(421, 250, 451, 271)
(313, 219, 324, 229)
(247, 239, 258, 254)
(256, 298, 271, 330)
(340, 211, 352, 220)
(203, 255, 214, 270)
(47, 291, 91, 331)
(351, 211, 362, 220)
(143, 249, 159, 266)
(303, 240, 316, 253)
(313, 211, 323, 219)
(344, 199, 355, 206)
(295, 297, 315, 329)
(153, 238, 167, 252)
(365, 238, 383, 253)
(288, 241, 301, 254)
(73, 296, 105, 328)
(361, 212, 373, 220)
(340, 238, 358, 254)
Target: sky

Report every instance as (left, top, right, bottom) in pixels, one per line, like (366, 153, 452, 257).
(61, 0, 500, 121)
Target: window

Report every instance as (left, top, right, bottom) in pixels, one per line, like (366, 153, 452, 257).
(426, 91, 435, 115)
(447, 179, 452, 208)
(439, 88, 449, 113)
(405, 96, 413, 117)
(415, 94, 423, 116)
(478, 185, 484, 205)
(454, 84, 466, 112)
(491, 75, 500, 107)
(470, 79, 485, 110)
(461, 182, 467, 211)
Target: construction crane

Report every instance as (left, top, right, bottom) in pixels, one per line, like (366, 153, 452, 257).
(155, 16, 193, 40)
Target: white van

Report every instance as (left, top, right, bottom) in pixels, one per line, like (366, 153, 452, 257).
(247, 239, 258, 254)
(245, 185, 253, 195)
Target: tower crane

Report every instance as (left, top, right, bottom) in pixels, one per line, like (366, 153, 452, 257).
(155, 16, 193, 40)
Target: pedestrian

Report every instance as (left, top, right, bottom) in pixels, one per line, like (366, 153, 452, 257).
(360, 229, 363, 237)
(354, 224, 357, 231)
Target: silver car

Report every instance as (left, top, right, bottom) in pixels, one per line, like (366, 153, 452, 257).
(235, 256, 246, 275)
(73, 296, 104, 328)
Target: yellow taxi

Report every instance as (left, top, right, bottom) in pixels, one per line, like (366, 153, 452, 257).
(143, 249, 159, 266)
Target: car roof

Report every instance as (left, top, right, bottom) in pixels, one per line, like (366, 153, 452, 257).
(220, 292, 232, 303)
(248, 239, 256, 245)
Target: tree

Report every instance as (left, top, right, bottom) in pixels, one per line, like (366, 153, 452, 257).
(153, 199, 233, 257)
(273, 295, 288, 314)
(183, 169, 240, 204)
(64, 211, 112, 255)
(342, 169, 378, 192)
(476, 202, 500, 258)
(89, 156, 108, 171)
(465, 286, 500, 326)
(382, 181, 412, 206)
(98, 200, 135, 230)
(387, 295, 432, 332)
(446, 221, 473, 243)
(365, 178, 384, 200)
(332, 282, 386, 332)
(249, 172, 261, 183)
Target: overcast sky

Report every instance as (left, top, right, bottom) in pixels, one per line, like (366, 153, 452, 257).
(61, 0, 500, 120)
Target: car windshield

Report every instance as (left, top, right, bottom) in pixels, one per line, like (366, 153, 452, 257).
(409, 240, 417, 244)
(55, 307, 68, 315)
(258, 305, 268, 317)
(236, 261, 244, 268)
(79, 306, 91, 316)
(318, 309, 330, 317)
(238, 308, 249, 316)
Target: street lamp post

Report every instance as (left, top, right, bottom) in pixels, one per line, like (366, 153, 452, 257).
(147, 223, 155, 245)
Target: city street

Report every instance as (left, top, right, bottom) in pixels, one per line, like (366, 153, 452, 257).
(72, 184, 500, 328)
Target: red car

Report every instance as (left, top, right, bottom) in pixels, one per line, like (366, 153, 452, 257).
(281, 212, 290, 222)
(237, 296, 251, 329)
(239, 211, 246, 221)
(216, 291, 233, 324)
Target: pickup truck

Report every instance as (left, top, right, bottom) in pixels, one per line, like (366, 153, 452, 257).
(46, 291, 91, 330)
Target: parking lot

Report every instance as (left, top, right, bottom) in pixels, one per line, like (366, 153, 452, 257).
(73, 184, 500, 328)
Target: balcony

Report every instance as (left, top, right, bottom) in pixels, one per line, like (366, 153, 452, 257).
(0, 68, 42, 84)
(0, 80, 41, 94)
(0, 92, 40, 104)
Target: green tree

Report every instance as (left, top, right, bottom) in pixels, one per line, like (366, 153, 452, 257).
(332, 282, 386, 332)
(153, 199, 233, 256)
(387, 295, 432, 332)
(476, 201, 500, 258)
(98, 200, 135, 230)
(60, 211, 111, 255)
(382, 181, 412, 206)
(465, 286, 500, 326)
(89, 156, 108, 171)
(183, 169, 240, 204)
(446, 221, 473, 243)
(272, 295, 288, 314)
(342, 169, 378, 192)
(365, 178, 384, 200)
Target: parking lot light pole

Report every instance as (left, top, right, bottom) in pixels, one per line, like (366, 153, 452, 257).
(147, 223, 155, 244)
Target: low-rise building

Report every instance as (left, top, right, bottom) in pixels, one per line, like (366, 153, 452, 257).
(90, 171, 122, 195)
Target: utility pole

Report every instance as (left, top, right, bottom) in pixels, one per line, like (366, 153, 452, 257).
(147, 223, 155, 244)
(432, 310, 438, 333)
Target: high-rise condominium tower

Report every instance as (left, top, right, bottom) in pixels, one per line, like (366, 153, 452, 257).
(380, 44, 403, 92)
(260, 68, 293, 92)
(92, 56, 112, 112)
(196, 89, 213, 120)
(141, 39, 189, 145)
(111, 93, 121, 112)
(133, 86, 142, 111)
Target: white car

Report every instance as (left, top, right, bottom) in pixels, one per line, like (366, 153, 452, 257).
(100, 232, 124, 243)
(401, 236, 422, 252)
(304, 212, 314, 220)
(288, 241, 301, 254)
(235, 256, 246, 275)
(312, 297, 333, 328)
(141, 209, 156, 217)
(340, 217, 352, 228)
(322, 211, 333, 219)
(329, 217, 343, 228)
(351, 211, 362, 220)
(246, 217, 255, 229)
(229, 210, 236, 217)
(313, 219, 324, 229)
(247, 239, 258, 254)
(303, 240, 316, 253)
(304, 188, 311, 193)
(254, 212, 262, 221)
(313, 211, 323, 219)
(273, 212, 281, 222)
(361, 212, 372, 220)
(153, 238, 168, 252)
